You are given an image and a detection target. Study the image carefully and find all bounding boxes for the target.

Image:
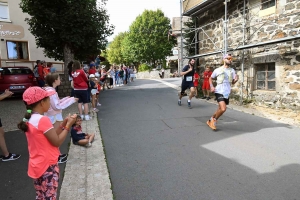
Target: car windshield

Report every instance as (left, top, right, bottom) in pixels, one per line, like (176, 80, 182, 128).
(0, 68, 31, 75)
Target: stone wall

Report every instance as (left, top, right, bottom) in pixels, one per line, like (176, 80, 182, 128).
(57, 74, 72, 97)
(193, 0, 300, 108)
(137, 69, 171, 79)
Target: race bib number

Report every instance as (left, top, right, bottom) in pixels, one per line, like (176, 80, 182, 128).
(186, 76, 192, 81)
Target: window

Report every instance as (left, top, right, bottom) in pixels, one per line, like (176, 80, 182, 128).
(6, 41, 29, 60)
(0, 2, 9, 21)
(261, 0, 275, 10)
(256, 63, 275, 90)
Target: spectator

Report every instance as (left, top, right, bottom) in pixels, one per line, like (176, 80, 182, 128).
(115, 66, 120, 86)
(107, 66, 115, 88)
(18, 86, 77, 199)
(37, 60, 45, 87)
(0, 89, 21, 162)
(88, 74, 98, 113)
(43, 61, 50, 77)
(48, 62, 57, 73)
(89, 63, 97, 75)
(71, 115, 95, 147)
(95, 55, 101, 69)
(44, 73, 78, 163)
(193, 69, 200, 98)
(159, 68, 165, 79)
(202, 66, 213, 100)
(129, 66, 135, 82)
(72, 61, 90, 121)
(119, 67, 124, 86)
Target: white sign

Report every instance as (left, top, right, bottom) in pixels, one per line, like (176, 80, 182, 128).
(173, 50, 178, 55)
(0, 23, 24, 38)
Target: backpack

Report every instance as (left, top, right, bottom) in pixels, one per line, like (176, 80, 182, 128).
(33, 65, 39, 78)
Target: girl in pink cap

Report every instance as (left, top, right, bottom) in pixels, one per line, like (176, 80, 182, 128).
(18, 86, 77, 200)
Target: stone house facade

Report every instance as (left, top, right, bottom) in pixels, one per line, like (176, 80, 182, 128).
(181, 0, 300, 108)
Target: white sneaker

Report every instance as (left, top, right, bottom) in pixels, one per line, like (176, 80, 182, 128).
(85, 115, 91, 121)
(97, 103, 101, 106)
(80, 115, 84, 119)
(86, 142, 92, 147)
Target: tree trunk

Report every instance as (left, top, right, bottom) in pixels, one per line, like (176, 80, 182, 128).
(57, 44, 74, 97)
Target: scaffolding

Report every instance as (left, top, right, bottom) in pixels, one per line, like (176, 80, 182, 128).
(179, 0, 300, 104)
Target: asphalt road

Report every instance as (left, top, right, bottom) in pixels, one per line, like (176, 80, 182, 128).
(98, 78, 300, 200)
(0, 100, 77, 200)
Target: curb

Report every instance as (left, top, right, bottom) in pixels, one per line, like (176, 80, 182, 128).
(59, 114, 113, 200)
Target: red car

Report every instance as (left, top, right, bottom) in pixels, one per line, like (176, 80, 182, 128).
(0, 66, 38, 95)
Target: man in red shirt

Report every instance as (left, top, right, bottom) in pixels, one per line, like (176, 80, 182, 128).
(202, 66, 212, 100)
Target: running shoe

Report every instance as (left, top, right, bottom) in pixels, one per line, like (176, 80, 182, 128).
(206, 118, 217, 130)
(187, 101, 191, 108)
(178, 100, 181, 106)
(201, 96, 207, 99)
(97, 103, 102, 106)
(2, 153, 21, 162)
(206, 97, 211, 100)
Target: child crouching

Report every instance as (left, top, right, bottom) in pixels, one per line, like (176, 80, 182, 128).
(71, 115, 95, 147)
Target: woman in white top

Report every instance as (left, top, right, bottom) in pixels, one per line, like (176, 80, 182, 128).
(108, 66, 115, 88)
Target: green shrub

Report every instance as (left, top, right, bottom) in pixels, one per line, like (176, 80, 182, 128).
(139, 63, 151, 72)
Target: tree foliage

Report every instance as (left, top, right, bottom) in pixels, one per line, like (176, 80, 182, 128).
(106, 32, 127, 65)
(183, 17, 197, 57)
(19, 0, 114, 63)
(121, 9, 176, 67)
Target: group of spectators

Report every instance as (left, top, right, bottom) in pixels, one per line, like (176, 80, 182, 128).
(33, 60, 57, 87)
(68, 60, 137, 121)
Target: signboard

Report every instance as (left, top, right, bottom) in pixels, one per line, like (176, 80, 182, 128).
(173, 49, 179, 55)
(0, 23, 24, 38)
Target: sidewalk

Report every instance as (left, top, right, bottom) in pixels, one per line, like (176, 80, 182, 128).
(59, 113, 113, 200)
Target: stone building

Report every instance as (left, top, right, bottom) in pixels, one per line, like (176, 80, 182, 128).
(180, 0, 300, 108)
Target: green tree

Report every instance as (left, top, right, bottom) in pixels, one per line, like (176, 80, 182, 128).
(19, 0, 114, 78)
(107, 32, 127, 65)
(123, 9, 176, 68)
(183, 17, 197, 57)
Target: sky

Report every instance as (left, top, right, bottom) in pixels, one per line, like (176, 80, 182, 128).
(104, 0, 181, 42)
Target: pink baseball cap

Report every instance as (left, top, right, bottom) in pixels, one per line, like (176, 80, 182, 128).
(23, 87, 56, 105)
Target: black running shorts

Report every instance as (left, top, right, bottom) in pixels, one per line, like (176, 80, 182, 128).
(215, 93, 229, 105)
(181, 81, 194, 94)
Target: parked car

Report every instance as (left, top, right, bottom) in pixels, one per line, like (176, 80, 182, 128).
(0, 66, 38, 95)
